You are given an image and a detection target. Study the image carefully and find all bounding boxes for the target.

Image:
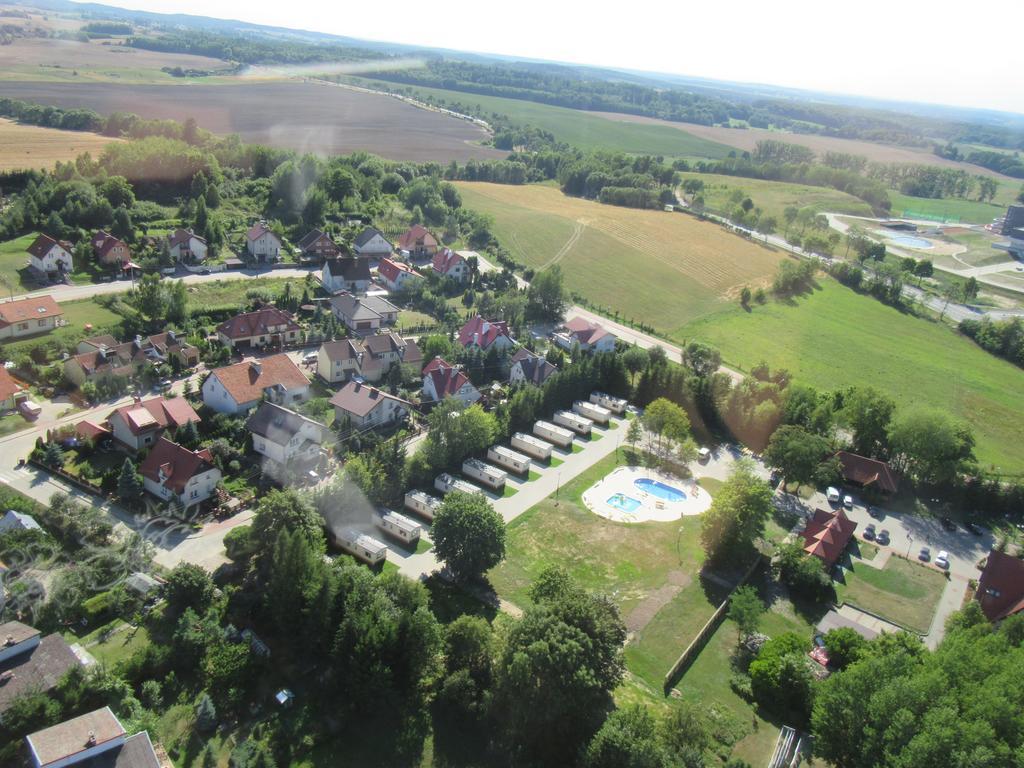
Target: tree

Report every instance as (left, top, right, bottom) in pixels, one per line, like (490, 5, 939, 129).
(774, 541, 831, 599)
(887, 407, 975, 484)
(823, 627, 867, 669)
(42, 441, 64, 468)
(740, 286, 752, 307)
(132, 273, 169, 326)
(167, 279, 188, 324)
(250, 489, 325, 556)
(164, 562, 215, 615)
(112, 205, 133, 241)
(265, 528, 324, 632)
(195, 692, 217, 734)
(963, 276, 979, 302)
(641, 397, 691, 457)
(749, 632, 814, 720)
(728, 585, 765, 641)
(763, 425, 831, 488)
(526, 265, 567, 322)
(583, 705, 672, 768)
(626, 418, 643, 456)
(117, 458, 144, 508)
(421, 400, 496, 471)
(432, 491, 505, 582)
(622, 346, 648, 384)
(700, 460, 773, 561)
(841, 387, 895, 458)
(913, 259, 934, 285)
(682, 340, 721, 378)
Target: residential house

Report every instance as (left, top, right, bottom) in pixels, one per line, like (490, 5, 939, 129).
(318, 331, 422, 385)
(246, 402, 325, 477)
(835, 451, 900, 495)
(139, 437, 221, 508)
(329, 292, 400, 334)
(64, 331, 198, 387)
(353, 226, 393, 258)
(799, 507, 857, 567)
(0, 509, 41, 535)
(457, 316, 515, 352)
(329, 381, 411, 431)
(509, 348, 557, 387)
(297, 229, 343, 262)
(107, 396, 200, 452)
(422, 357, 481, 406)
(26, 234, 73, 276)
(322, 257, 372, 294)
(0, 296, 64, 341)
(553, 316, 616, 354)
(165, 228, 208, 263)
(976, 549, 1024, 622)
(202, 354, 310, 414)
(398, 224, 439, 258)
(246, 222, 283, 262)
(0, 620, 83, 720)
(216, 307, 301, 351)
(90, 230, 130, 267)
(316, 338, 364, 385)
(26, 706, 163, 768)
(431, 248, 470, 282)
(377, 257, 424, 292)
(0, 367, 26, 411)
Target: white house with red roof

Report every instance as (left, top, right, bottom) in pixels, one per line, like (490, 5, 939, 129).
(553, 316, 616, 354)
(246, 222, 283, 262)
(26, 234, 73, 276)
(202, 355, 310, 415)
(165, 228, 208, 263)
(0, 295, 64, 341)
(457, 316, 515, 352)
(422, 357, 481, 406)
(108, 396, 200, 452)
(431, 249, 470, 283)
(139, 437, 221, 508)
(398, 225, 439, 258)
(377, 257, 424, 292)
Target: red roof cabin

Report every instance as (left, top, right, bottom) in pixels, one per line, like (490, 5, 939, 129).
(800, 507, 857, 566)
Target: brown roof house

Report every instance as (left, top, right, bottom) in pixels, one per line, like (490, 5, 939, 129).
(329, 292, 400, 335)
(139, 437, 221, 509)
(422, 357, 480, 406)
(90, 230, 131, 267)
(398, 224, 439, 258)
(165, 228, 208, 263)
(65, 331, 198, 386)
(202, 354, 310, 414)
(509, 348, 557, 387)
(0, 295, 64, 341)
(835, 451, 900, 495)
(976, 549, 1024, 622)
(799, 507, 857, 567)
(330, 381, 411, 432)
(26, 706, 163, 768)
(297, 229, 343, 262)
(0, 367, 27, 411)
(246, 221, 283, 262)
(553, 317, 616, 354)
(316, 332, 422, 385)
(322, 257, 373, 295)
(108, 396, 200, 452)
(216, 307, 301, 351)
(27, 233, 73, 276)
(0, 620, 84, 720)
(458, 316, 515, 352)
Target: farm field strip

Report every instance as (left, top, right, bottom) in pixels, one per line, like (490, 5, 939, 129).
(0, 118, 120, 171)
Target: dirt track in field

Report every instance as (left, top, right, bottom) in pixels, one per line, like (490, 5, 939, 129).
(1, 80, 506, 163)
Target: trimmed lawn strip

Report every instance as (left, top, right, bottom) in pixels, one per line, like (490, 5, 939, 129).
(695, 476, 724, 496)
(834, 556, 946, 634)
(501, 485, 518, 498)
(549, 457, 564, 467)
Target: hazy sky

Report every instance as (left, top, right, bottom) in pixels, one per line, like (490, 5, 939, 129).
(94, 0, 1024, 114)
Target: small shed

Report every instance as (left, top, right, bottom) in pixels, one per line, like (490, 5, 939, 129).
(275, 688, 295, 707)
(125, 572, 161, 599)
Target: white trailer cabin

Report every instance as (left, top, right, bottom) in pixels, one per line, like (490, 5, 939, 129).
(377, 510, 422, 545)
(488, 445, 531, 475)
(511, 432, 553, 461)
(404, 489, 442, 521)
(462, 458, 507, 491)
(435, 473, 483, 496)
(554, 410, 593, 437)
(333, 527, 387, 566)
(533, 420, 574, 448)
(590, 391, 627, 414)
(573, 400, 611, 425)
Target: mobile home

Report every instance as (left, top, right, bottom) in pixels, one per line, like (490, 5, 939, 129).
(404, 489, 443, 521)
(590, 391, 627, 414)
(511, 432, 553, 461)
(533, 420, 574, 448)
(553, 410, 593, 437)
(488, 445, 531, 475)
(462, 458, 507, 492)
(435, 473, 483, 496)
(333, 527, 387, 566)
(573, 400, 611, 425)
(377, 510, 422, 545)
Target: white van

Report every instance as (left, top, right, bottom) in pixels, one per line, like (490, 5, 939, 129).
(303, 351, 318, 365)
(826, 487, 841, 504)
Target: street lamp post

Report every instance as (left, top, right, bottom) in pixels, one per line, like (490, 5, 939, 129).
(554, 470, 562, 506)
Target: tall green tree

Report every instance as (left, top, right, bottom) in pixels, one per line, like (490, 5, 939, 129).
(841, 386, 895, 458)
(432, 491, 505, 582)
(728, 585, 765, 642)
(887, 407, 975, 484)
(525, 265, 567, 323)
(699, 460, 773, 562)
(117, 458, 144, 508)
(763, 425, 832, 488)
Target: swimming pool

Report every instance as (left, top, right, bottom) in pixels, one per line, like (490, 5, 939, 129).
(881, 233, 934, 249)
(634, 478, 687, 502)
(607, 493, 642, 513)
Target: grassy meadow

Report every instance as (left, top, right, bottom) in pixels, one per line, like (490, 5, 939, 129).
(888, 192, 1011, 225)
(457, 182, 786, 332)
(679, 172, 876, 220)
(0, 118, 120, 172)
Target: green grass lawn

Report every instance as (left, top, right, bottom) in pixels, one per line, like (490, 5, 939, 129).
(834, 555, 947, 634)
(682, 278, 1024, 473)
(64, 620, 151, 667)
(0, 413, 29, 437)
(501, 485, 518, 498)
(571, 443, 584, 453)
(549, 457, 564, 467)
(695, 476, 724, 496)
(185, 276, 314, 311)
(680, 172, 876, 221)
(0, 233, 39, 292)
(526, 470, 541, 481)
(888, 192, 1009, 225)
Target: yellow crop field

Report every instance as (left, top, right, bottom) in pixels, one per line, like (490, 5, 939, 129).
(0, 119, 120, 171)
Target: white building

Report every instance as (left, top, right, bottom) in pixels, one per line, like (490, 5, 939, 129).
(352, 226, 394, 258)
(138, 437, 221, 509)
(165, 228, 208, 262)
(26, 707, 163, 768)
(246, 222, 283, 262)
(246, 402, 325, 467)
(422, 357, 480, 406)
(26, 234, 73, 276)
(202, 355, 311, 415)
(329, 381, 411, 431)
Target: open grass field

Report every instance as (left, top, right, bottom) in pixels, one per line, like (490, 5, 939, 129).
(834, 556, 947, 634)
(349, 77, 734, 159)
(457, 182, 786, 332)
(680, 172, 875, 220)
(888, 192, 1012, 225)
(0, 118, 120, 171)
(0, 233, 37, 292)
(682, 278, 1024, 473)
(930, 229, 1012, 270)
(0, 80, 503, 163)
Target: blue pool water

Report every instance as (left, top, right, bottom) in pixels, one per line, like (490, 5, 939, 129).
(634, 478, 687, 502)
(607, 493, 642, 513)
(886, 234, 933, 249)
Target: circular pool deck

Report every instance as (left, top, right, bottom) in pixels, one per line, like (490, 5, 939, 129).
(582, 466, 712, 523)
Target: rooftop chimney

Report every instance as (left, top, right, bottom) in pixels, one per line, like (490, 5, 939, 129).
(86, 730, 96, 747)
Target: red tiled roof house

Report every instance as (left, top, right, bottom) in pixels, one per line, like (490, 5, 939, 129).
(431, 249, 470, 282)
(90, 230, 131, 267)
(0, 296, 64, 341)
(139, 437, 221, 508)
(377, 257, 423, 292)
(422, 357, 481, 406)
(976, 549, 1024, 622)
(202, 354, 310, 415)
(0, 367, 26, 411)
(554, 316, 616, 354)
(835, 451, 900, 495)
(799, 507, 857, 566)
(457, 316, 515, 352)
(398, 225, 439, 258)
(108, 396, 200, 452)
(246, 222, 283, 262)
(216, 307, 301, 351)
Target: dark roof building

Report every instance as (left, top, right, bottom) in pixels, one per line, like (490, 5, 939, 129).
(509, 348, 557, 386)
(0, 621, 82, 718)
(976, 549, 1024, 622)
(297, 229, 343, 260)
(26, 706, 161, 768)
(835, 451, 900, 495)
(799, 507, 857, 566)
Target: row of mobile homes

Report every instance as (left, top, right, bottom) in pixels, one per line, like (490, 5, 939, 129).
(462, 458, 507, 492)
(404, 490, 442, 521)
(435, 473, 483, 496)
(554, 410, 593, 437)
(332, 528, 388, 566)
(534, 420, 574, 448)
(377, 511, 422, 546)
(574, 400, 611, 425)
(512, 432, 553, 461)
(488, 445, 531, 475)
(591, 391, 627, 414)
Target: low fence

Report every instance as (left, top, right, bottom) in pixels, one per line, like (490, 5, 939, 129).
(28, 458, 104, 497)
(663, 555, 764, 693)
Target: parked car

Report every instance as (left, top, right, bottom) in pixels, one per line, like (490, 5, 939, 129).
(964, 522, 983, 536)
(935, 551, 950, 569)
(698, 447, 711, 463)
(303, 351, 318, 365)
(876, 529, 890, 545)
(157, 379, 173, 393)
(826, 487, 841, 504)
(868, 505, 883, 519)
(843, 494, 854, 509)
(940, 517, 956, 532)
(17, 400, 42, 419)
(862, 523, 876, 541)
(919, 547, 931, 562)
